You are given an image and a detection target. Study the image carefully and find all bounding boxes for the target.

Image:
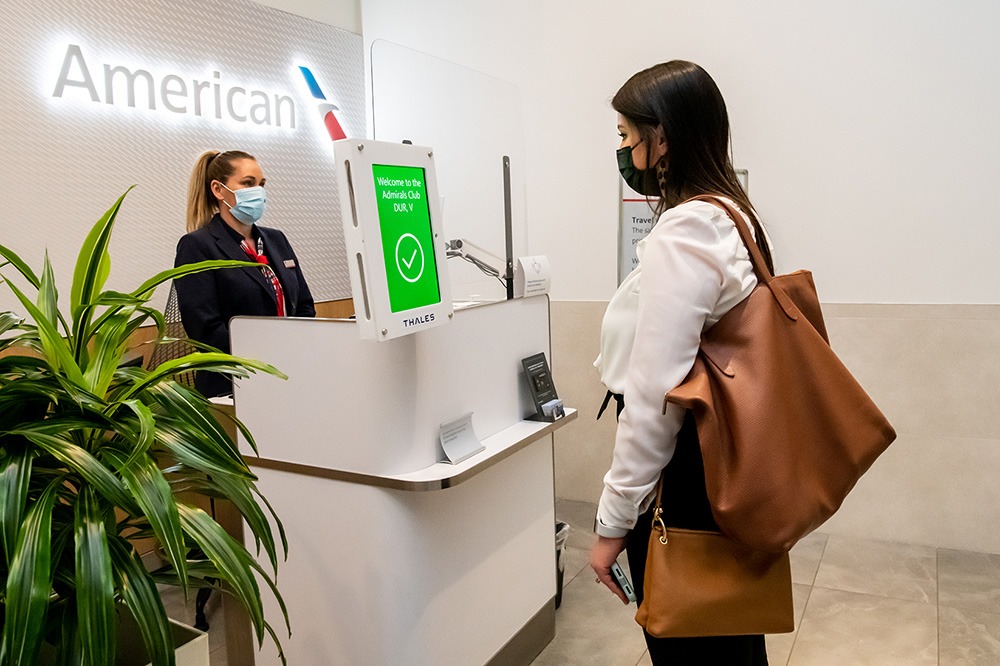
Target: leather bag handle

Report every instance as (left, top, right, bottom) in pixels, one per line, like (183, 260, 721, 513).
(651, 472, 668, 544)
(687, 195, 798, 322)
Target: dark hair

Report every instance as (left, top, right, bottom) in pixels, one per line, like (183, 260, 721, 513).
(186, 149, 256, 232)
(612, 61, 773, 272)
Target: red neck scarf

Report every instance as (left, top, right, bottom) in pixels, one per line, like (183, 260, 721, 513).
(241, 238, 286, 317)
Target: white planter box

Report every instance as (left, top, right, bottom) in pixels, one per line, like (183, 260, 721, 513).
(117, 614, 210, 666)
(37, 612, 210, 665)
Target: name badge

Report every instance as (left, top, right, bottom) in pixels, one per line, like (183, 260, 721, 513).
(283, 259, 296, 268)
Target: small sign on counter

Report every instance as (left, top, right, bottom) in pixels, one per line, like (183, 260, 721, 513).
(439, 412, 485, 464)
(514, 255, 551, 297)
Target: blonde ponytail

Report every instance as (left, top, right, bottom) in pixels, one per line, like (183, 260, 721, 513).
(186, 151, 220, 232)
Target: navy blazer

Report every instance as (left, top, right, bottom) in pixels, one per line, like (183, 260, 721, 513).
(174, 215, 315, 396)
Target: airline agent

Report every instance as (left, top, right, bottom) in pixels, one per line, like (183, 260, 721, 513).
(174, 149, 315, 398)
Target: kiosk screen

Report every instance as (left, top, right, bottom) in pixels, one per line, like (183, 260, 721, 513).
(372, 163, 442, 313)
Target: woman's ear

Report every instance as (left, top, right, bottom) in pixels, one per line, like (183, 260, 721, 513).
(209, 180, 226, 202)
(652, 126, 668, 161)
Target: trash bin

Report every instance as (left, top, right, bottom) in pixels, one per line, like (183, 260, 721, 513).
(555, 521, 570, 608)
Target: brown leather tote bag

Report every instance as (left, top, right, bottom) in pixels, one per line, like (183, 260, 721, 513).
(665, 196, 897, 553)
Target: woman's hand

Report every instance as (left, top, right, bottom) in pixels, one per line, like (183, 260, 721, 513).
(589, 535, 629, 604)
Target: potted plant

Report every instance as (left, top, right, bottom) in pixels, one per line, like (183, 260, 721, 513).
(0, 188, 289, 664)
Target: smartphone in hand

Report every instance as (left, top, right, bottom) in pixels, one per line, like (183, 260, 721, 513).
(610, 561, 637, 603)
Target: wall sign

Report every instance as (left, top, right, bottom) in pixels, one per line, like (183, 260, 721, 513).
(618, 178, 657, 285)
(51, 44, 299, 129)
(0, 0, 364, 313)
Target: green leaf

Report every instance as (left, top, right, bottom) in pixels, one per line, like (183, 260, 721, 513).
(94, 291, 146, 307)
(154, 418, 253, 479)
(51, 374, 106, 411)
(151, 559, 221, 584)
(107, 366, 149, 403)
(103, 450, 188, 593)
(38, 252, 61, 336)
(0, 447, 32, 565)
(262, 620, 289, 666)
(71, 188, 131, 314)
(50, 518, 73, 582)
(71, 188, 133, 363)
(108, 537, 176, 666)
(8, 429, 140, 515)
(0, 376, 58, 405)
(184, 472, 281, 574)
(114, 399, 156, 470)
(0, 331, 44, 356)
(147, 382, 246, 463)
(53, 602, 82, 666)
(176, 504, 290, 663)
(3, 413, 110, 436)
(83, 307, 133, 397)
(130, 304, 166, 336)
(209, 403, 263, 457)
(0, 311, 23, 337)
(0, 477, 61, 665)
(0, 349, 48, 378)
(252, 487, 288, 563)
(129, 352, 285, 399)
(176, 504, 266, 640)
(84, 299, 162, 348)
(4, 413, 111, 457)
(74, 485, 115, 665)
(2, 277, 85, 386)
(241, 546, 292, 651)
(0, 243, 41, 289)
(129, 259, 259, 300)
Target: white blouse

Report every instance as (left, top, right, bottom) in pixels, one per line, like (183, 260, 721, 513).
(594, 197, 760, 538)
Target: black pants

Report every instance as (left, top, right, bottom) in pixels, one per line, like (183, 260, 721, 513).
(624, 412, 768, 666)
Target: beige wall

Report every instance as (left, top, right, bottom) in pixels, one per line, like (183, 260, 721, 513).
(551, 301, 1000, 554)
(360, 0, 1000, 305)
(550, 301, 617, 505)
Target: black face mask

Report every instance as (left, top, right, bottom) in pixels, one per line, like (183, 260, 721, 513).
(616, 144, 661, 197)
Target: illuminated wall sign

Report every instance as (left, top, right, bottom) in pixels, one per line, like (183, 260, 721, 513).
(52, 44, 297, 128)
(0, 0, 364, 315)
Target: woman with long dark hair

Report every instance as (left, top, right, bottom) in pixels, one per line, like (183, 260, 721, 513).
(590, 61, 773, 664)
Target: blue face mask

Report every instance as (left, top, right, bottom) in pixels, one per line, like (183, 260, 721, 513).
(222, 184, 267, 224)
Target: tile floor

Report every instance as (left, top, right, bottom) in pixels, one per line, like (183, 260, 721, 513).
(161, 498, 1000, 665)
(535, 499, 1000, 666)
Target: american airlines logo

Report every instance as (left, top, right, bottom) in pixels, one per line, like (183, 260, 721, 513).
(50, 43, 350, 139)
(298, 66, 348, 141)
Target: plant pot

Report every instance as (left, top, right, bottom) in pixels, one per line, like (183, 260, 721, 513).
(36, 611, 210, 666)
(116, 612, 210, 666)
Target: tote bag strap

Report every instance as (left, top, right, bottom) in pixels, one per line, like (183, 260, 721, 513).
(651, 471, 668, 544)
(686, 194, 799, 322)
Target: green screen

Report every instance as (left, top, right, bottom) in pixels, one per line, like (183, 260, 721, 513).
(372, 164, 441, 313)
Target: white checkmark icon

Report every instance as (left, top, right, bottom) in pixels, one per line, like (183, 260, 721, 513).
(395, 233, 425, 282)
(401, 247, 417, 270)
